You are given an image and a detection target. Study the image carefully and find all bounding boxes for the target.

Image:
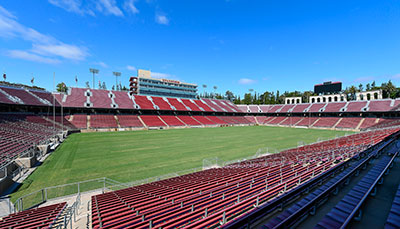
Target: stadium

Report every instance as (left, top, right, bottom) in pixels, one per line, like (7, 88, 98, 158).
(1, 1, 400, 229)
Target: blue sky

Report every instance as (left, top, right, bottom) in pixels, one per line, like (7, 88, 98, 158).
(0, 0, 399, 96)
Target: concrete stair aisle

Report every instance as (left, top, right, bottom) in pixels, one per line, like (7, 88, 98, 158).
(356, 118, 365, 129)
(333, 117, 343, 128)
(114, 115, 121, 128)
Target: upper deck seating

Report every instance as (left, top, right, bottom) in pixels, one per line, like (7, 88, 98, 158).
(291, 103, 311, 113)
(346, 101, 367, 112)
(29, 89, 58, 106)
(1, 86, 45, 106)
(90, 90, 113, 108)
(268, 105, 284, 113)
(308, 103, 326, 112)
(202, 99, 225, 112)
(63, 88, 88, 107)
(167, 98, 189, 111)
(323, 102, 346, 112)
(248, 105, 259, 113)
(193, 100, 213, 112)
(133, 95, 155, 110)
(181, 99, 202, 111)
(368, 100, 392, 112)
(278, 104, 295, 113)
(151, 96, 173, 110)
(113, 91, 135, 109)
(259, 105, 272, 113)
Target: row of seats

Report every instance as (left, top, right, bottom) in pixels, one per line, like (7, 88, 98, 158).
(0, 202, 66, 229)
(244, 116, 400, 130)
(65, 115, 253, 129)
(238, 99, 400, 113)
(317, 149, 398, 228)
(263, 136, 396, 228)
(90, 128, 397, 228)
(57, 87, 240, 112)
(0, 114, 66, 167)
(0, 86, 56, 106)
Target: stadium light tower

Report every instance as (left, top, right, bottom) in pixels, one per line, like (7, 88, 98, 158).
(113, 72, 121, 91)
(89, 68, 99, 89)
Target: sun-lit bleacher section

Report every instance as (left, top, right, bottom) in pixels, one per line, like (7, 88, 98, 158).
(90, 127, 398, 228)
(159, 115, 186, 126)
(90, 115, 118, 128)
(177, 115, 202, 126)
(0, 202, 66, 229)
(116, 115, 144, 128)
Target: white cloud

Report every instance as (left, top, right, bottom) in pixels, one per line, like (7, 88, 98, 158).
(94, 61, 109, 68)
(49, 0, 124, 16)
(97, 0, 124, 16)
(0, 5, 88, 63)
(48, 0, 84, 15)
(155, 14, 169, 25)
(238, 78, 257, 85)
(124, 0, 139, 14)
(32, 43, 87, 60)
(126, 65, 136, 71)
(7, 50, 60, 64)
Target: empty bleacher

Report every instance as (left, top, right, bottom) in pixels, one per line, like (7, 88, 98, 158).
(181, 99, 202, 111)
(368, 100, 393, 112)
(116, 115, 144, 128)
(167, 98, 189, 111)
(90, 90, 113, 108)
(133, 95, 155, 110)
(151, 97, 173, 110)
(323, 102, 346, 112)
(140, 115, 167, 127)
(90, 128, 397, 228)
(335, 117, 362, 129)
(313, 117, 340, 128)
(70, 114, 87, 129)
(192, 116, 216, 125)
(0, 202, 66, 229)
(177, 116, 202, 126)
(159, 115, 186, 126)
(90, 115, 118, 128)
(346, 101, 367, 112)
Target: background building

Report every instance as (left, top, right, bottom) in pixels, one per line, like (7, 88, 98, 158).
(130, 69, 197, 98)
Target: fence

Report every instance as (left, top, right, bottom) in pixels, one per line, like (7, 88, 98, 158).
(13, 177, 128, 212)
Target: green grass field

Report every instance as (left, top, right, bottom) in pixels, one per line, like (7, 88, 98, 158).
(12, 126, 351, 202)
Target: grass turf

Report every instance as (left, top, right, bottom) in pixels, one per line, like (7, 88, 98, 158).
(11, 126, 351, 203)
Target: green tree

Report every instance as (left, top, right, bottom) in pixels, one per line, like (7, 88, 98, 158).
(225, 90, 234, 100)
(56, 82, 68, 93)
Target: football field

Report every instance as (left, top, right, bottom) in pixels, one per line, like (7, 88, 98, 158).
(12, 126, 351, 201)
